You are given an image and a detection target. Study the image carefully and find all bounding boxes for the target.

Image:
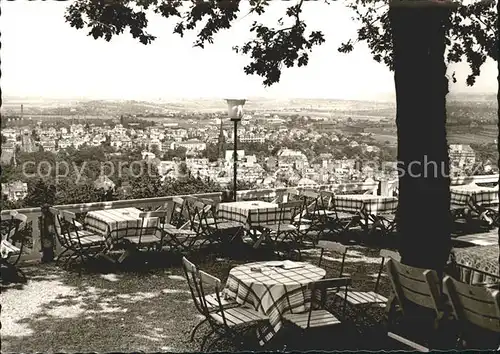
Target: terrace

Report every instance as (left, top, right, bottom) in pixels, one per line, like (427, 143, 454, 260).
(1, 175, 499, 352)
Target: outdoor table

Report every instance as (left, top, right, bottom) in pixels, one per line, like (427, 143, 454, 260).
(450, 183, 499, 225)
(224, 260, 326, 346)
(85, 207, 159, 260)
(450, 245, 499, 285)
(333, 194, 399, 234)
(217, 201, 290, 248)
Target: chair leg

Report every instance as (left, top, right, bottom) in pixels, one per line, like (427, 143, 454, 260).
(200, 328, 215, 351)
(190, 318, 207, 341)
(55, 248, 70, 266)
(205, 333, 222, 351)
(16, 267, 28, 283)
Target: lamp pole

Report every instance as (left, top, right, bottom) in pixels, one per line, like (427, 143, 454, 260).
(232, 117, 239, 202)
(225, 99, 246, 202)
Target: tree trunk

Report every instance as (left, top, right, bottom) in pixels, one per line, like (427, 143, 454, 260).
(497, 0, 499, 272)
(390, 5, 453, 275)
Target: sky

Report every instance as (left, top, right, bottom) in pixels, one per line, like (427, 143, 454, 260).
(1, 1, 497, 101)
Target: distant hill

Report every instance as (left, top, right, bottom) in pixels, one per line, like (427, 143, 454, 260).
(1, 93, 494, 118)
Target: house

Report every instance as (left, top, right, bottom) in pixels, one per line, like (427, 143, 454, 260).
(1, 181, 28, 201)
(39, 139, 56, 153)
(1, 143, 15, 164)
(148, 138, 162, 152)
(176, 140, 207, 154)
(276, 148, 308, 170)
(449, 144, 476, 174)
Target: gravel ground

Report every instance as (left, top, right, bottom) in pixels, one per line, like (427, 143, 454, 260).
(1, 243, 403, 353)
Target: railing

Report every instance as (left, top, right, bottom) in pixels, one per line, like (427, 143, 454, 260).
(451, 174, 499, 186)
(0, 207, 42, 263)
(236, 180, 381, 202)
(381, 174, 499, 195)
(0, 192, 222, 263)
(1, 174, 497, 264)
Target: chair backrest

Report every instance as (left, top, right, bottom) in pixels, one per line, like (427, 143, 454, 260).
(373, 249, 402, 293)
(190, 201, 212, 233)
(380, 249, 401, 262)
(443, 275, 500, 333)
(138, 210, 167, 220)
(3, 211, 28, 242)
(168, 197, 186, 227)
(136, 210, 165, 242)
(198, 270, 227, 327)
(277, 201, 304, 224)
(305, 277, 352, 328)
(1, 211, 28, 263)
(49, 207, 85, 249)
(198, 197, 217, 207)
(181, 257, 206, 316)
(316, 240, 348, 276)
(386, 258, 443, 317)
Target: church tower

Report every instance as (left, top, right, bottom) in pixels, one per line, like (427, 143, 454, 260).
(217, 118, 225, 159)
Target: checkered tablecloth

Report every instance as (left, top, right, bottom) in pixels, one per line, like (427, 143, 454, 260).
(224, 261, 326, 345)
(334, 195, 398, 215)
(450, 184, 499, 209)
(85, 207, 159, 243)
(217, 201, 291, 229)
(451, 245, 499, 285)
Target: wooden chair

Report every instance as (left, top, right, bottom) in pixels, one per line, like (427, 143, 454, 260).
(334, 249, 401, 309)
(298, 189, 326, 244)
(283, 277, 351, 331)
(196, 198, 245, 243)
(259, 201, 305, 260)
(198, 270, 270, 351)
(1, 211, 29, 283)
(385, 258, 446, 352)
(164, 197, 189, 230)
(319, 190, 358, 237)
(181, 257, 237, 342)
(317, 240, 348, 277)
(188, 201, 222, 250)
(50, 207, 106, 271)
(443, 275, 500, 350)
(120, 211, 166, 252)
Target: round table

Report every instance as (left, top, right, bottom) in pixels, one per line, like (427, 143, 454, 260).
(224, 261, 326, 345)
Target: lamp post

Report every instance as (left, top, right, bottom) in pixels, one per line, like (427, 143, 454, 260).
(225, 98, 246, 201)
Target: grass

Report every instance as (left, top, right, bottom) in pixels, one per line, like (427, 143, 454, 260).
(1, 241, 406, 353)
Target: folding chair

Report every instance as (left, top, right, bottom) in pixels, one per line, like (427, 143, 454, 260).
(385, 258, 447, 352)
(164, 197, 189, 230)
(181, 257, 237, 341)
(298, 189, 326, 245)
(320, 191, 362, 239)
(259, 201, 305, 260)
(1, 211, 29, 283)
(443, 276, 500, 350)
(198, 270, 270, 351)
(317, 240, 348, 278)
(334, 249, 401, 309)
(187, 201, 222, 250)
(50, 207, 106, 271)
(121, 211, 165, 252)
(196, 198, 245, 244)
(283, 277, 351, 333)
